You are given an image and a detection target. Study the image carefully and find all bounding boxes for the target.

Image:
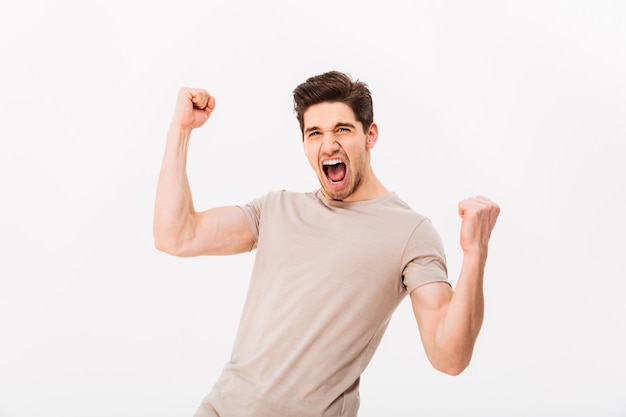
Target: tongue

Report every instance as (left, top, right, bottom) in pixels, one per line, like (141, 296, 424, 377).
(327, 163, 346, 182)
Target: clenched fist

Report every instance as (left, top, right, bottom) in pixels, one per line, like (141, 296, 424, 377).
(458, 196, 500, 257)
(171, 87, 216, 131)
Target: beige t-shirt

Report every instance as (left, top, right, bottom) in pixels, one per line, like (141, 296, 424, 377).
(200, 190, 448, 417)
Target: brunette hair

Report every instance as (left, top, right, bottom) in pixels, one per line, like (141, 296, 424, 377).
(292, 71, 374, 135)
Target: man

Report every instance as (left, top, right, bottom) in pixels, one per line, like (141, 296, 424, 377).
(154, 71, 500, 417)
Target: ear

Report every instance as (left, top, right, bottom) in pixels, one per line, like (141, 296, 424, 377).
(365, 123, 379, 150)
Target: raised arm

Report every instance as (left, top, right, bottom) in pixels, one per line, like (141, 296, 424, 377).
(153, 88, 254, 257)
(410, 195, 500, 375)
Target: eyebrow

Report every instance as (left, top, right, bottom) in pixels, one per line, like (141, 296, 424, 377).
(304, 122, 357, 134)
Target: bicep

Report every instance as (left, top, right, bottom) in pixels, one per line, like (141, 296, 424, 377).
(183, 205, 254, 256)
(409, 282, 452, 356)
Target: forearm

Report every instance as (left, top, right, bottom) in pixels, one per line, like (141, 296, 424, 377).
(433, 252, 486, 374)
(153, 124, 197, 254)
(415, 196, 499, 375)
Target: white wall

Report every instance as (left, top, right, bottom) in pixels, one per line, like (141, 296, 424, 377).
(1, 1, 624, 416)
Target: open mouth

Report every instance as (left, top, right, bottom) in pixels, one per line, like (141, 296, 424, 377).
(322, 158, 347, 184)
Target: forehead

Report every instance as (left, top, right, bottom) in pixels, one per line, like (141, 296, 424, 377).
(303, 102, 360, 130)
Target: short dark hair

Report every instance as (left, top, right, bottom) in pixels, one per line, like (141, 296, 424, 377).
(292, 71, 374, 135)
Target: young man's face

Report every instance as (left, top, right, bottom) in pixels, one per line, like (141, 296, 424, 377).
(302, 101, 378, 201)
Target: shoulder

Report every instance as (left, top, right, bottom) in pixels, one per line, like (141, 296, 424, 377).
(376, 194, 443, 248)
(241, 189, 317, 213)
(262, 189, 317, 204)
(370, 192, 430, 223)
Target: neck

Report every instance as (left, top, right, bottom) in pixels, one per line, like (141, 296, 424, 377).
(342, 168, 389, 202)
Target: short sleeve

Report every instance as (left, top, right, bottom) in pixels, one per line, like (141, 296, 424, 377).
(402, 218, 449, 294)
(237, 194, 266, 250)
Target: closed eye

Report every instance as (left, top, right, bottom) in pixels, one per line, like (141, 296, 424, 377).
(335, 123, 356, 133)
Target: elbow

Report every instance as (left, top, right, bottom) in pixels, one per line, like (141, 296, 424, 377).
(153, 222, 176, 255)
(154, 239, 178, 256)
(153, 233, 186, 257)
(435, 362, 468, 376)
(153, 221, 192, 257)
(430, 353, 472, 376)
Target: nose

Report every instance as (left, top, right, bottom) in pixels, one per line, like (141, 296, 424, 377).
(320, 131, 339, 154)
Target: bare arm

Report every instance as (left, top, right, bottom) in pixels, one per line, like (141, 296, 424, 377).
(410, 196, 500, 375)
(153, 88, 254, 257)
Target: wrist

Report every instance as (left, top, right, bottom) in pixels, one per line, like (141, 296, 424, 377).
(168, 122, 193, 139)
(461, 250, 487, 273)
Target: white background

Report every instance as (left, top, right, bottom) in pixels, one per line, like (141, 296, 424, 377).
(1, 1, 625, 416)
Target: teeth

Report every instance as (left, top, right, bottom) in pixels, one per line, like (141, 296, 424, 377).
(323, 159, 343, 166)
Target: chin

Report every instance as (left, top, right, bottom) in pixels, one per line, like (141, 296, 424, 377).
(323, 185, 353, 201)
